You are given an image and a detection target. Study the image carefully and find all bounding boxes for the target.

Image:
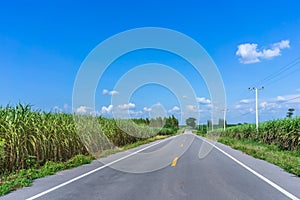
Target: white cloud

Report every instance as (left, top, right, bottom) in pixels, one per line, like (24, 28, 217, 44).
(235, 104, 242, 109)
(102, 89, 109, 95)
(249, 108, 255, 113)
(53, 106, 62, 112)
(236, 40, 290, 64)
(236, 43, 262, 64)
(196, 97, 211, 104)
(236, 93, 299, 114)
(186, 105, 197, 111)
(75, 106, 102, 116)
(101, 105, 113, 114)
(171, 106, 180, 111)
(109, 90, 119, 95)
(234, 101, 254, 115)
(168, 106, 180, 113)
(206, 104, 214, 109)
(76, 106, 90, 114)
(274, 94, 300, 103)
(89, 110, 101, 116)
(182, 95, 188, 98)
(102, 89, 119, 96)
(118, 103, 135, 110)
(273, 40, 290, 49)
(236, 98, 282, 111)
(143, 107, 152, 112)
(129, 110, 143, 116)
(63, 104, 69, 111)
(276, 96, 285, 101)
(239, 99, 253, 104)
(261, 48, 280, 59)
(231, 93, 300, 122)
(260, 101, 281, 110)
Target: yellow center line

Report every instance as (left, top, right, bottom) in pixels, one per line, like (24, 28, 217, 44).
(171, 157, 179, 167)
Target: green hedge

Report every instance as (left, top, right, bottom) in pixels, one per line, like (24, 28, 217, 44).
(221, 117, 300, 151)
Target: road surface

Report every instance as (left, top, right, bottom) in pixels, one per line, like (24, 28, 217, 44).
(2, 130, 300, 200)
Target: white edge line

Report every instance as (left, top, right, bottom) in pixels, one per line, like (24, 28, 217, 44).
(26, 135, 177, 200)
(196, 135, 300, 200)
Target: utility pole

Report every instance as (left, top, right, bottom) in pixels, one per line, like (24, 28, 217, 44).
(211, 108, 214, 131)
(248, 87, 264, 131)
(221, 109, 229, 131)
(211, 117, 214, 131)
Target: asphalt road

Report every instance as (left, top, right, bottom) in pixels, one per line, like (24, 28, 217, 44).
(2, 130, 300, 200)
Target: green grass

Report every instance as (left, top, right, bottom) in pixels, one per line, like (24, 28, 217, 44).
(0, 154, 93, 196)
(94, 130, 182, 158)
(0, 129, 180, 196)
(93, 135, 171, 158)
(195, 130, 206, 137)
(222, 117, 300, 151)
(0, 104, 181, 196)
(206, 118, 300, 176)
(217, 137, 300, 177)
(0, 104, 179, 175)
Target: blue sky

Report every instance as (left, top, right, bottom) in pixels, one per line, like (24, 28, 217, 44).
(1, 0, 300, 124)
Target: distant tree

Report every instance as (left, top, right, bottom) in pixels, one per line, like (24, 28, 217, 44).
(163, 115, 178, 129)
(286, 108, 295, 118)
(186, 117, 196, 128)
(171, 115, 178, 128)
(198, 124, 207, 134)
(145, 118, 150, 125)
(131, 116, 178, 130)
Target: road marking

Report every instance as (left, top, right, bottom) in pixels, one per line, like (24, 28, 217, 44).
(180, 144, 184, 147)
(26, 135, 178, 200)
(196, 135, 300, 200)
(171, 157, 179, 166)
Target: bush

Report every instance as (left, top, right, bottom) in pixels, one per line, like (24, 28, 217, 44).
(221, 117, 300, 151)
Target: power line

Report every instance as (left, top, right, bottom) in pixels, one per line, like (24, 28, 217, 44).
(255, 56, 300, 87)
(232, 94, 300, 122)
(230, 56, 300, 106)
(219, 56, 300, 124)
(279, 95, 300, 104)
(264, 63, 300, 87)
(237, 111, 253, 118)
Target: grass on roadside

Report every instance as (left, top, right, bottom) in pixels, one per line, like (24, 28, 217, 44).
(217, 137, 300, 177)
(0, 131, 180, 196)
(195, 131, 221, 141)
(94, 132, 182, 158)
(0, 154, 93, 196)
